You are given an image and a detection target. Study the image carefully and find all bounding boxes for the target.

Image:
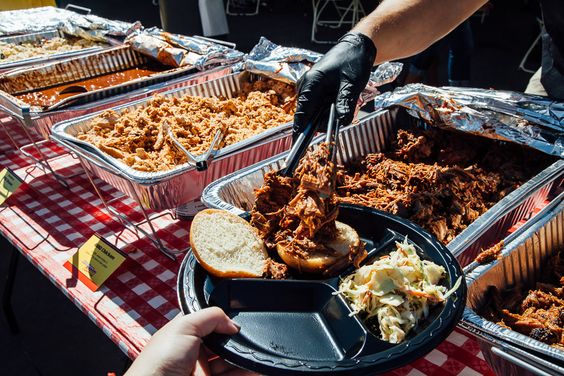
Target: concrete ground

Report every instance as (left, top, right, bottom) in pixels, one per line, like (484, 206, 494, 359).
(1, 0, 543, 375)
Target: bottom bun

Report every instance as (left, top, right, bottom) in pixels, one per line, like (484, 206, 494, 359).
(276, 221, 361, 275)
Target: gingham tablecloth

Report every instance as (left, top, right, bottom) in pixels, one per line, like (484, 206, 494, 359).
(0, 118, 495, 375)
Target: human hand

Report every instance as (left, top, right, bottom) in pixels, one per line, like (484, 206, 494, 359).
(125, 307, 257, 376)
(293, 32, 376, 141)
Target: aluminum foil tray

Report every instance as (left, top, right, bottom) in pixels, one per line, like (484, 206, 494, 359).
(0, 29, 109, 72)
(51, 71, 295, 211)
(460, 192, 564, 376)
(202, 107, 564, 266)
(22, 65, 232, 140)
(0, 45, 199, 111)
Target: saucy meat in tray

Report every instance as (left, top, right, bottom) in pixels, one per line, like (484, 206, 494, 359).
(336, 128, 555, 244)
(481, 249, 564, 350)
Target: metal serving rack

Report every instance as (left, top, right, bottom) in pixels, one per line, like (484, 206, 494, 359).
(74, 151, 187, 261)
(0, 107, 81, 188)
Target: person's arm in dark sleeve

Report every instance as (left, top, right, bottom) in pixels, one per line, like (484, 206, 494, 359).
(293, 0, 487, 139)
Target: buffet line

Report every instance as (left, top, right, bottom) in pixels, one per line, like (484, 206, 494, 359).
(1, 5, 563, 376)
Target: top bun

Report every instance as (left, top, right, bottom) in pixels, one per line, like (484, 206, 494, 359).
(190, 209, 268, 278)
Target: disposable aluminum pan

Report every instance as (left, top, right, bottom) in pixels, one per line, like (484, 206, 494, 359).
(25, 65, 232, 141)
(51, 71, 295, 211)
(0, 45, 201, 130)
(0, 45, 226, 139)
(201, 107, 564, 266)
(0, 29, 109, 72)
(460, 192, 564, 376)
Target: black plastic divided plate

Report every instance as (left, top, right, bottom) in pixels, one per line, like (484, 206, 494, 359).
(177, 204, 467, 376)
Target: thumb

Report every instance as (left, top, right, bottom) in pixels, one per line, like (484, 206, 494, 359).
(293, 70, 329, 139)
(335, 80, 358, 129)
(177, 307, 239, 338)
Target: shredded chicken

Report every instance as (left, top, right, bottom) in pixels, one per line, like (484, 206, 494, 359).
(250, 143, 366, 277)
(336, 128, 553, 244)
(481, 250, 564, 350)
(75, 80, 296, 172)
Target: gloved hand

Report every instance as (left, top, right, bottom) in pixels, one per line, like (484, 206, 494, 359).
(293, 32, 376, 141)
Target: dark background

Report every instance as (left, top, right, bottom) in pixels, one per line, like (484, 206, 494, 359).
(1, 0, 543, 375)
(54, 0, 543, 90)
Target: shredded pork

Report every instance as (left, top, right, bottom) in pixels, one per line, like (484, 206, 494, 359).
(250, 143, 366, 276)
(75, 80, 295, 172)
(481, 250, 564, 349)
(0, 37, 103, 62)
(336, 128, 552, 244)
(475, 240, 504, 264)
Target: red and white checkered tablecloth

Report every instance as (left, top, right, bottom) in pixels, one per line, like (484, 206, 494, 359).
(0, 118, 495, 375)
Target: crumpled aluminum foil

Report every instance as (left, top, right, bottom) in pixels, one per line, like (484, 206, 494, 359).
(233, 36, 322, 83)
(126, 28, 244, 69)
(0, 6, 69, 35)
(233, 36, 403, 114)
(235, 37, 402, 86)
(127, 33, 187, 67)
(374, 83, 564, 157)
(60, 14, 141, 43)
(0, 6, 140, 42)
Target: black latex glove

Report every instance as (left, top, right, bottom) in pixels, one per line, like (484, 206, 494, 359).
(293, 32, 377, 141)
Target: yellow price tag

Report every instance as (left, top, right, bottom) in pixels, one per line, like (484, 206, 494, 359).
(0, 168, 22, 205)
(64, 234, 126, 291)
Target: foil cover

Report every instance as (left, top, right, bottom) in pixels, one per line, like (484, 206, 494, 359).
(374, 84, 564, 157)
(0, 6, 140, 42)
(235, 37, 403, 89)
(126, 28, 244, 69)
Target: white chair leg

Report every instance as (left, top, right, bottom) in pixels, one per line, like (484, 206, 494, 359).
(518, 18, 544, 74)
(519, 33, 541, 74)
(312, 0, 366, 44)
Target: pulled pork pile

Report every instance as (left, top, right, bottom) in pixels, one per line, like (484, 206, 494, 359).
(475, 240, 504, 264)
(481, 250, 564, 349)
(337, 128, 552, 244)
(76, 79, 295, 172)
(251, 143, 366, 277)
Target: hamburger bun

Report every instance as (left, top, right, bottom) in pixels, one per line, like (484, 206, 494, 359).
(276, 221, 362, 274)
(190, 209, 268, 278)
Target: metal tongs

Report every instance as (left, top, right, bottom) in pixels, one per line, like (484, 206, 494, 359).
(164, 119, 225, 171)
(281, 103, 339, 178)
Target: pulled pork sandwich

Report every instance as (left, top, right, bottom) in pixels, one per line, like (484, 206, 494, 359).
(251, 143, 367, 276)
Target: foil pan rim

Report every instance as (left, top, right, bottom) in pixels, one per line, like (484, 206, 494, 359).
(53, 120, 293, 183)
(465, 191, 564, 281)
(50, 70, 295, 183)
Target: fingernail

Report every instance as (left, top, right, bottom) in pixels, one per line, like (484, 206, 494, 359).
(231, 320, 241, 331)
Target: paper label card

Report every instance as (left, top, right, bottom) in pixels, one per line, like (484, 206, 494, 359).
(0, 168, 22, 205)
(64, 234, 126, 291)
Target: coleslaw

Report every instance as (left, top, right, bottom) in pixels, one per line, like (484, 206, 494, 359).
(336, 238, 461, 343)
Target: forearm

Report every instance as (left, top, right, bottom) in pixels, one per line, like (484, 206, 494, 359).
(354, 0, 487, 64)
